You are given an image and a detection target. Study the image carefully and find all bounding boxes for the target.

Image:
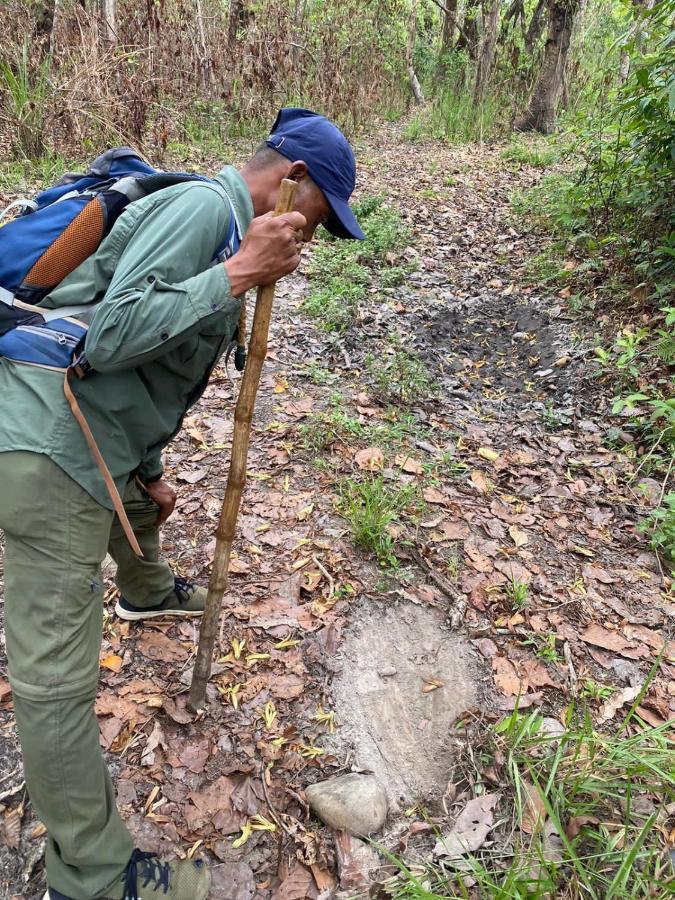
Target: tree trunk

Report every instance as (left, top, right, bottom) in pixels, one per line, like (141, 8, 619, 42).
(441, 0, 458, 51)
(195, 0, 214, 95)
(473, 0, 501, 103)
(514, 0, 579, 134)
(227, 0, 243, 52)
(456, 0, 479, 59)
(99, 0, 116, 47)
(50, 0, 64, 54)
(618, 0, 655, 84)
(524, 0, 547, 54)
(406, 0, 424, 105)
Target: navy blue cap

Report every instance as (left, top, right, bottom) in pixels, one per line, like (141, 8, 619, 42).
(266, 107, 364, 240)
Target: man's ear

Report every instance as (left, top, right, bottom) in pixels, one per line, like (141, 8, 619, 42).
(287, 160, 309, 180)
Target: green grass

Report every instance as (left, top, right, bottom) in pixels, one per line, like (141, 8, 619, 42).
(500, 138, 560, 169)
(365, 350, 435, 407)
(381, 706, 675, 899)
(338, 475, 418, 567)
(0, 153, 73, 194)
(301, 276, 365, 332)
(505, 577, 529, 610)
(404, 87, 508, 145)
(302, 194, 411, 333)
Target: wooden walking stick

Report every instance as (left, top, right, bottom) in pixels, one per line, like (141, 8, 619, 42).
(188, 177, 298, 711)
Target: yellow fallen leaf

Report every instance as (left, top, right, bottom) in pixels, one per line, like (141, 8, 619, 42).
(572, 546, 595, 558)
(297, 504, 314, 521)
(274, 636, 302, 650)
(422, 678, 444, 693)
(509, 525, 529, 548)
(478, 447, 499, 462)
(100, 654, 123, 673)
(232, 821, 253, 848)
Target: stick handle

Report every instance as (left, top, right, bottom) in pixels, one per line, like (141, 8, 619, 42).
(188, 178, 298, 711)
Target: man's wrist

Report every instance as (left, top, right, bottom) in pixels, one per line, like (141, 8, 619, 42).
(224, 256, 255, 297)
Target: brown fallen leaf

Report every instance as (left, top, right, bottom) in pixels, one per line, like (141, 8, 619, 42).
(354, 447, 384, 471)
(492, 657, 522, 696)
(0, 679, 12, 703)
(136, 630, 188, 663)
(433, 793, 499, 857)
(272, 863, 313, 900)
(520, 658, 557, 691)
(580, 625, 633, 654)
(163, 696, 193, 725)
(470, 470, 490, 494)
(2, 806, 23, 849)
(395, 453, 424, 475)
(176, 467, 208, 484)
(422, 678, 444, 693)
(520, 778, 547, 835)
(597, 685, 641, 724)
(423, 486, 448, 505)
(565, 815, 601, 838)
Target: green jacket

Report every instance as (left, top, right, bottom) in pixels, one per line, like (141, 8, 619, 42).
(0, 166, 254, 509)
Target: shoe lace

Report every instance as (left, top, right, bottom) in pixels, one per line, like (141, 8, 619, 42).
(123, 849, 171, 898)
(173, 575, 195, 605)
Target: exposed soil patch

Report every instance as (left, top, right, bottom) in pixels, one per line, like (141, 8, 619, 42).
(330, 603, 480, 812)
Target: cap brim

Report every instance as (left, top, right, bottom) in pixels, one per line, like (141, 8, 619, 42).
(323, 190, 365, 240)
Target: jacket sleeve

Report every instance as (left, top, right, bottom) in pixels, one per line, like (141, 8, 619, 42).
(136, 448, 164, 484)
(84, 184, 239, 373)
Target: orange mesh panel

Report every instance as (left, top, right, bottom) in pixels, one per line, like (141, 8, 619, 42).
(23, 198, 105, 288)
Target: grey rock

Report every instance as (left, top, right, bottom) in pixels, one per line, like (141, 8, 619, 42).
(306, 774, 388, 837)
(378, 665, 398, 677)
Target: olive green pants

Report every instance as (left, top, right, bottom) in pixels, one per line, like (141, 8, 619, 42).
(0, 451, 175, 899)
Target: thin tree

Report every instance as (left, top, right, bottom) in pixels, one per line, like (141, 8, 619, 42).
(474, 0, 501, 103)
(407, 0, 425, 105)
(514, 0, 580, 133)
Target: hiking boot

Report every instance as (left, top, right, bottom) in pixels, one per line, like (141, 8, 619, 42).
(44, 849, 211, 899)
(115, 576, 207, 621)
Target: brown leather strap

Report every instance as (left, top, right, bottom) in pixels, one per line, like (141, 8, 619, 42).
(63, 370, 143, 557)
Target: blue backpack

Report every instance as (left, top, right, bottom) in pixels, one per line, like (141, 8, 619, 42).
(0, 146, 240, 373)
(0, 147, 241, 556)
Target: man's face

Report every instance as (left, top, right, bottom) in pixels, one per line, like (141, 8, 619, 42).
(294, 178, 331, 242)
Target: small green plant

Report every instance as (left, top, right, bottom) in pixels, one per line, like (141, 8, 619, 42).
(302, 276, 365, 332)
(500, 139, 559, 169)
(338, 475, 417, 567)
(540, 402, 567, 431)
(385, 704, 674, 898)
(301, 361, 336, 386)
(0, 43, 52, 157)
(640, 491, 675, 571)
(299, 408, 364, 453)
(505, 577, 529, 610)
(365, 350, 433, 407)
(580, 679, 616, 702)
(522, 633, 562, 663)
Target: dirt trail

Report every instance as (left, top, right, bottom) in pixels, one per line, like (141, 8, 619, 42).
(0, 123, 672, 898)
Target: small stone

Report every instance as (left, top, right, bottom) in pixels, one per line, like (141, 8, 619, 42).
(512, 331, 529, 343)
(306, 774, 388, 837)
(539, 717, 565, 742)
(378, 665, 397, 677)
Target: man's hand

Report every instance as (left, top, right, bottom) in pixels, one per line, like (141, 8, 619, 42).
(143, 478, 177, 525)
(225, 211, 307, 296)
